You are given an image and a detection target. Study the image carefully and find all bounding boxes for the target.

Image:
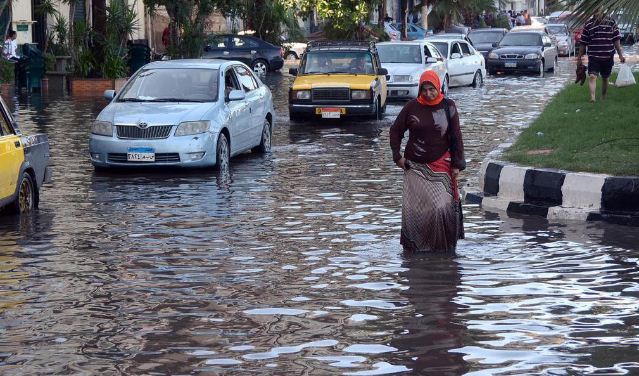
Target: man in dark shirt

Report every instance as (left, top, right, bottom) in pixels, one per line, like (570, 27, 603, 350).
(577, 9, 625, 102)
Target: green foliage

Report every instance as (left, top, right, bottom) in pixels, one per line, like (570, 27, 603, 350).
(71, 21, 96, 77)
(101, 0, 138, 79)
(564, 0, 639, 26)
(0, 60, 14, 84)
(50, 15, 69, 55)
(494, 13, 511, 29)
(43, 52, 56, 71)
(429, 0, 497, 31)
(246, 1, 303, 45)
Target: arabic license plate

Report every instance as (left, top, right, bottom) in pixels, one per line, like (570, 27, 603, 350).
(505, 62, 517, 68)
(127, 147, 155, 162)
(317, 108, 344, 119)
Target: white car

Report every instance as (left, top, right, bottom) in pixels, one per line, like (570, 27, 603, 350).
(546, 23, 575, 56)
(423, 38, 486, 88)
(283, 42, 307, 60)
(377, 41, 448, 99)
(89, 59, 275, 171)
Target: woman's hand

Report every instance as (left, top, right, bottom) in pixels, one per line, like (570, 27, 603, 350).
(396, 157, 408, 170)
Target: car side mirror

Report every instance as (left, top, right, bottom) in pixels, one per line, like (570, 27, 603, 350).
(104, 90, 116, 101)
(492, 42, 499, 47)
(377, 67, 388, 75)
(425, 57, 438, 64)
(289, 67, 298, 76)
(228, 89, 246, 101)
(451, 53, 462, 59)
(544, 42, 552, 47)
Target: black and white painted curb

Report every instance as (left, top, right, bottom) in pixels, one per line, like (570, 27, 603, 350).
(463, 143, 639, 226)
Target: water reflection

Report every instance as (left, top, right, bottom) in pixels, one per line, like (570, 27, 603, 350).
(391, 254, 469, 375)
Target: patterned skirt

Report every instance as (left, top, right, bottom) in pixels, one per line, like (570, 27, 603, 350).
(401, 154, 464, 253)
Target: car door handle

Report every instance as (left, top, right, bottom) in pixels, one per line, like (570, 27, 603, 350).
(14, 141, 21, 148)
(223, 51, 230, 55)
(251, 50, 257, 54)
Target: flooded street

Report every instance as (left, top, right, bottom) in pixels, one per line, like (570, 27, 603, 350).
(1, 51, 639, 375)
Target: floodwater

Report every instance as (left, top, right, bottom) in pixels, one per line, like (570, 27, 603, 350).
(1, 49, 638, 375)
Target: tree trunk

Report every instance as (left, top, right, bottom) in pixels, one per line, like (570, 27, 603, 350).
(378, 3, 384, 28)
(421, 2, 432, 32)
(1, 0, 11, 43)
(68, 0, 77, 67)
(401, 0, 408, 39)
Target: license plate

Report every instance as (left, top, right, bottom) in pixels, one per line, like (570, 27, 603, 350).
(127, 147, 155, 162)
(505, 62, 517, 68)
(316, 108, 345, 118)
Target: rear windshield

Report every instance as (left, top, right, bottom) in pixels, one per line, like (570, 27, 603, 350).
(377, 44, 422, 64)
(118, 68, 219, 102)
(499, 33, 542, 47)
(301, 51, 375, 74)
(547, 26, 568, 35)
(469, 32, 503, 44)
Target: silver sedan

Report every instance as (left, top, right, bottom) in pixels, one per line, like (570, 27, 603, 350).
(89, 59, 275, 171)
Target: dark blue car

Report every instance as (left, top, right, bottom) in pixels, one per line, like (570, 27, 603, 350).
(203, 34, 284, 74)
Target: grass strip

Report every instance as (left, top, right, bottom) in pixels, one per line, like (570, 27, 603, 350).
(504, 72, 639, 176)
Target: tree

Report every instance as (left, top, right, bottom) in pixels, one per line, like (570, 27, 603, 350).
(565, 0, 639, 25)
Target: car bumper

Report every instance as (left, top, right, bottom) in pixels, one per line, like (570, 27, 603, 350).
(89, 132, 218, 168)
(289, 103, 376, 116)
(487, 59, 540, 72)
(557, 45, 570, 54)
(270, 57, 284, 71)
(386, 83, 419, 99)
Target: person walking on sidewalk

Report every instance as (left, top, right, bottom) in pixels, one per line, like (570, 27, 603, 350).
(577, 9, 625, 103)
(389, 70, 466, 254)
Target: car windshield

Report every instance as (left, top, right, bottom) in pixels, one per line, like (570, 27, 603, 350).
(301, 51, 375, 74)
(118, 68, 219, 102)
(468, 32, 503, 44)
(431, 42, 449, 58)
(547, 26, 567, 35)
(377, 44, 422, 64)
(499, 34, 541, 46)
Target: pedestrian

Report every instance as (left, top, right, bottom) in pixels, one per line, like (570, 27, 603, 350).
(515, 13, 525, 26)
(389, 70, 466, 253)
(3, 30, 19, 61)
(577, 8, 626, 102)
(522, 9, 531, 25)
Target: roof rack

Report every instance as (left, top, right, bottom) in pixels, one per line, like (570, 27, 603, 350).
(306, 40, 377, 52)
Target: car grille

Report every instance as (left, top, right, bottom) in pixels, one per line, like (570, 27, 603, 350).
(500, 54, 524, 59)
(312, 88, 349, 101)
(392, 75, 411, 82)
(107, 153, 181, 163)
(116, 125, 173, 139)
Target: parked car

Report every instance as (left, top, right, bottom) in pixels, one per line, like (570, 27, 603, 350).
(546, 23, 575, 56)
(288, 41, 388, 121)
(283, 42, 307, 60)
(89, 59, 275, 171)
(425, 33, 474, 45)
(426, 38, 486, 88)
(468, 28, 508, 59)
(486, 31, 558, 77)
(384, 22, 401, 41)
(511, 25, 559, 45)
(445, 24, 472, 35)
(0, 95, 51, 214)
(377, 40, 448, 99)
(202, 34, 284, 74)
(392, 22, 426, 40)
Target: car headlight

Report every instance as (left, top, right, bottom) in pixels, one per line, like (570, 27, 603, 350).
(488, 52, 499, 59)
(293, 90, 311, 100)
(525, 53, 540, 60)
(175, 121, 210, 136)
(351, 90, 371, 100)
(91, 120, 113, 136)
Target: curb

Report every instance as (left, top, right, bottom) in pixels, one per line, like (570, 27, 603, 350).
(463, 143, 639, 226)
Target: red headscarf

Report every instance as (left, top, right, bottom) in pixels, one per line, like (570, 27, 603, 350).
(416, 70, 444, 106)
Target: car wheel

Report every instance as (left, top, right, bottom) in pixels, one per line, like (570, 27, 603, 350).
(550, 57, 557, 72)
(373, 98, 383, 120)
(488, 68, 497, 76)
(471, 70, 483, 88)
(538, 60, 545, 78)
(13, 172, 36, 214)
(252, 120, 272, 154)
(441, 75, 449, 96)
(215, 133, 230, 173)
(251, 59, 269, 75)
(289, 111, 303, 122)
(284, 51, 298, 60)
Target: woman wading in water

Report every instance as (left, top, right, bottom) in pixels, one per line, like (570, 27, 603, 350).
(390, 70, 466, 253)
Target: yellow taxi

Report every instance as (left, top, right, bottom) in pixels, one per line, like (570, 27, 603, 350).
(0, 95, 51, 214)
(288, 41, 388, 121)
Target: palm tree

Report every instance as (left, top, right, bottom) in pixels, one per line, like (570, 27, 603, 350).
(565, 0, 639, 25)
